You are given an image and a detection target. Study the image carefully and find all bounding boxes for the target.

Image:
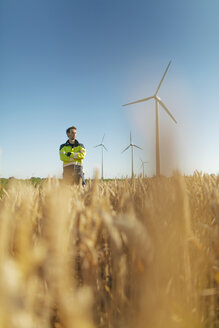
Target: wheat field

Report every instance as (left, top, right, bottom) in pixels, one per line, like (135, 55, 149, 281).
(0, 172, 219, 328)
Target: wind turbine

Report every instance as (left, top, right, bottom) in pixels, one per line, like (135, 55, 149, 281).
(95, 134, 108, 179)
(123, 60, 177, 176)
(122, 132, 142, 178)
(140, 159, 149, 178)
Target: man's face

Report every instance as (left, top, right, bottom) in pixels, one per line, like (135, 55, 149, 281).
(68, 128, 77, 141)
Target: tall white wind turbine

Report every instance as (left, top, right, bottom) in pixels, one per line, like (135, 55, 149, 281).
(140, 159, 149, 178)
(95, 134, 108, 179)
(123, 60, 177, 176)
(122, 132, 142, 178)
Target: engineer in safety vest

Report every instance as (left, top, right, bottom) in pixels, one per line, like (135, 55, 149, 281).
(59, 126, 86, 186)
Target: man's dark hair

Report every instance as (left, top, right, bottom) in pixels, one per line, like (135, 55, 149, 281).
(66, 126, 77, 135)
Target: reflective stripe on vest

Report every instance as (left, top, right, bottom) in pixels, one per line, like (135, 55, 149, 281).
(63, 162, 82, 168)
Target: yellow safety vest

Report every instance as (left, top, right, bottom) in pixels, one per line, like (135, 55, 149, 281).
(59, 141, 86, 167)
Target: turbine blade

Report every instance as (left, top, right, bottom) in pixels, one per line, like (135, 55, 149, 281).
(94, 144, 102, 148)
(133, 145, 143, 150)
(101, 134, 105, 144)
(123, 96, 154, 106)
(130, 131, 132, 144)
(103, 145, 108, 151)
(157, 99, 177, 124)
(121, 145, 130, 153)
(155, 60, 171, 95)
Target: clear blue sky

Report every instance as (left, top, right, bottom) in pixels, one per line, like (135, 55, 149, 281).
(0, 0, 219, 179)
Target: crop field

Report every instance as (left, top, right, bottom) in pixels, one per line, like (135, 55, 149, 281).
(0, 172, 219, 328)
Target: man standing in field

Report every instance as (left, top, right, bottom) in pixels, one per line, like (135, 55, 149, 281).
(59, 126, 86, 186)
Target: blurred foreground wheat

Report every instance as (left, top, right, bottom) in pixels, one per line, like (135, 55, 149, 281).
(0, 172, 219, 328)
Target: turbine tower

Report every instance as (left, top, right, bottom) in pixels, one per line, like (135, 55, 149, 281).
(122, 132, 142, 178)
(140, 159, 148, 178)
(123, 60, 177, 176)
(95, 134, 108, 179)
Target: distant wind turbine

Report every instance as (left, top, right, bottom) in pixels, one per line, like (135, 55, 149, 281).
(140, 159, 149, 178)
(95, 134, 108, 179)
(122, 132, 142, 178)
(123, 60, 177, 176)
